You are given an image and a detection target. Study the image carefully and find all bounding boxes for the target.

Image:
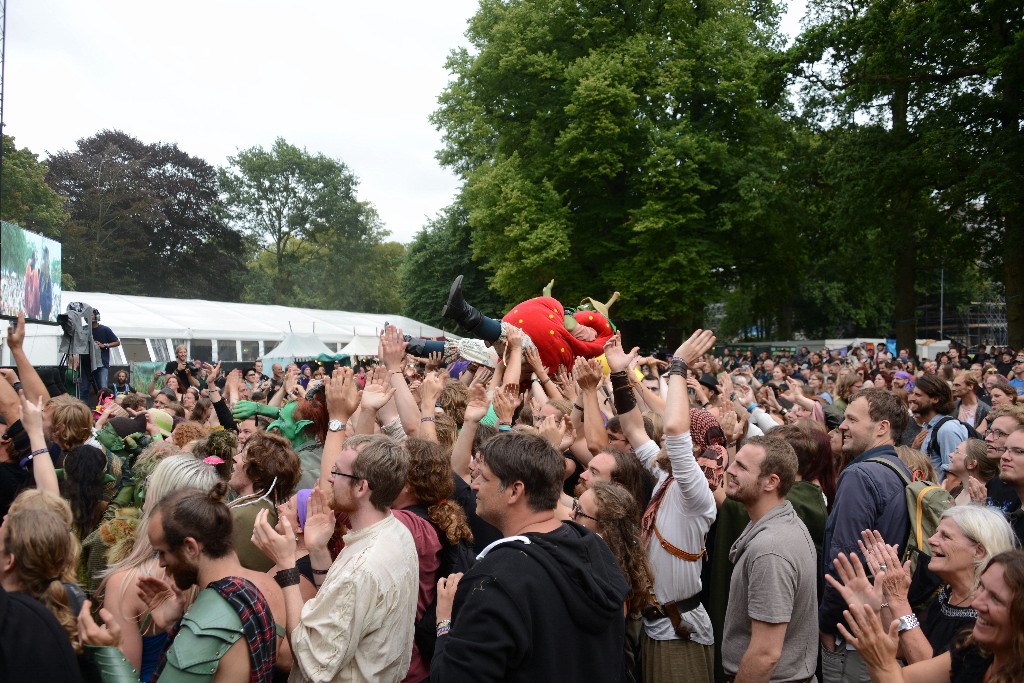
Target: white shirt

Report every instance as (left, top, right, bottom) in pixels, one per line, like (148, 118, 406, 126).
(637, 434, 717, 645)
(289, 513, 419, 683)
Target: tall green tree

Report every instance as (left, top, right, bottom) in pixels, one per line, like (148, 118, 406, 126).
(219, 139, 390, 308)
(0, 134, 69, 238)
(791, 0, 1019, 347)
(400, 200, 506, 330)
(45, 130, 246, 300)
(432, 0, 797, 342)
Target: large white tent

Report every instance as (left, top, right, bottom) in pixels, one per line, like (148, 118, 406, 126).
(3, 291, 451, 366)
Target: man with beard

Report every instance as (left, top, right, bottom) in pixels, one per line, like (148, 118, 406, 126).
(252, 383, 418, 683)
(607, 329, 719, 683)
(722, 436, 817, 683)
(820, 389, 910, 683)
(910, 374, 969, 481)
(951, 370, 990, 428)
(78, 483, 278, 682)
(575, 445, 653, 512)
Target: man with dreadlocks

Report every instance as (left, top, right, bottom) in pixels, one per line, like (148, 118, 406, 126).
(79, 484, 278, 682)
(606, 329, 719, 683)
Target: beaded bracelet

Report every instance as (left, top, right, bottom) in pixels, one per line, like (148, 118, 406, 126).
(436, 619, 452, 637)
(421, 416, 435, 423)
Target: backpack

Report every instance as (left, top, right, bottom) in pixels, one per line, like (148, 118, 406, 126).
(868, 458, 954, 602)
(925, 416, 980, 466)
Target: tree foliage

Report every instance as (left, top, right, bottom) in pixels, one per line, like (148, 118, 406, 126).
(431, 0, 798, 344)
(0, 134, 69, 239)
(400, 200, 506, 331)
(219, 139, 396, 310)
(45, 130, 246, 300)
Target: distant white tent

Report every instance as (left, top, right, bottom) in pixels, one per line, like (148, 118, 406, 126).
(4, 291, 452, 367)
(338, 335, 381, 357)
(261, 333, 339, 366)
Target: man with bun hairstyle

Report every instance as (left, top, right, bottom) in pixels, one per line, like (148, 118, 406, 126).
(79, 482, 278, 681)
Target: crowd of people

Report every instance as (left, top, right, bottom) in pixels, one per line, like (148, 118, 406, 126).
(1, 280, 1024, 683)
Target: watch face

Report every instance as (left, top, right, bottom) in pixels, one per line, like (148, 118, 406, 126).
(329, 419, 344, 432)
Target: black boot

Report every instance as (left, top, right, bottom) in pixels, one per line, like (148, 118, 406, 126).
(441, 275, 484, 332)
(403, 336, 445, 357)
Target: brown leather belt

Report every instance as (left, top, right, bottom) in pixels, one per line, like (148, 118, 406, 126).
(642, 593, 702, 639)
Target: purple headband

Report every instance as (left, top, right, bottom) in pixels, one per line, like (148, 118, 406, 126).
(295, 488, 313, 530)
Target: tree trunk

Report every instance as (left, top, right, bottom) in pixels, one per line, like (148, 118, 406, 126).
(891, 83, 918, 352)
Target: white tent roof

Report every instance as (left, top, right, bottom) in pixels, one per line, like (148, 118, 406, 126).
(338, 335, 381, 357)
(52, 291, 450, 344)
(262, 333, 338, 362)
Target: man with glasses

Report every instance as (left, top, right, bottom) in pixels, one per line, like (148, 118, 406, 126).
(252, 401, 419, 683)
(983, 407, 1024, 512)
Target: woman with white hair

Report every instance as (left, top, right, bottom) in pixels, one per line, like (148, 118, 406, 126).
(831, 505, 1018, 664)
(96, 454, 219, 681)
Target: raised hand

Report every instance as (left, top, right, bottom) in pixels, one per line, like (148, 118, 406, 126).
(492, 387, 516, 424)
(360, 375, 396, 412)
(380, 326, 409, 372)
(5, 312, 25, 351)
(836, 603, 899, 672)
(603, 332, 639, 373)
(251, 507, 297, 568)
(463, 384, 490, 424)
(303, 486, 337, 551)
(524, 345, 545, 374)
(419, 371, 445, 409)
(426, 351, 444, 372)
(324, 367, 360, 421)
(537, 414, 567, 449)
(825, 552, 883, 612)
(573, 356, 602, 392)
(674, 329, 716, 366)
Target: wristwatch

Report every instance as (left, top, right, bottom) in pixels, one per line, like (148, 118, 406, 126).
(328, 419, 346, 432)
(896, 614, 920, 633)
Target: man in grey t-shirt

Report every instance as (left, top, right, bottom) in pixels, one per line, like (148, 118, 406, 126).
(722, 435, 818, 682)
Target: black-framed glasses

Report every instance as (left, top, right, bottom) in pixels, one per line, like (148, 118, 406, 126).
(330, 468, 362, 483)
(571, 498, 600, 523)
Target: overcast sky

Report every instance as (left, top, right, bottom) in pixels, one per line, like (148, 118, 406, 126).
(7, 1, 805, 245)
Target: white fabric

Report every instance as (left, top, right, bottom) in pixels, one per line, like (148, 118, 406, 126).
(636, 434, 717, 645)
(289, 514, 419, 683)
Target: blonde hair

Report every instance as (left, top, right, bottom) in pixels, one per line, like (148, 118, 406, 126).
(894, 445, 937, 482)
(98, 455, 219, 609)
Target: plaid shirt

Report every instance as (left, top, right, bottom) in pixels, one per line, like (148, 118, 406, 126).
(152, 576, 276, 682)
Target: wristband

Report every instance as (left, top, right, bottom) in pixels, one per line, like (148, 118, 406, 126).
(274, 567, 301, 588)
(311, 567, 329, 576)
(19, 447, 49, 470)
(421, 416, 435, 423)
(609, 372, 636, 414)
(668, 357, 688, 377)
(573, 403, 584, 412)
(11, 381, 22, 393)
(540, 377, 552, 385)
(436, 619, 452, 637)
(746, 403, 759, 413)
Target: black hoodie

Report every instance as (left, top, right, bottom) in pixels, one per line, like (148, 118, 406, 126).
(430, 521, 629, 683)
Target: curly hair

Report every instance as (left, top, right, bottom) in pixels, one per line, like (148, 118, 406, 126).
(587, 482, 653, 616)
(403, 438, 472, 544)
(241, 431, 302, 505)
(434, 412, 458, 456)
(60, 444, 107, 538)
(294, 391, 329, 444)
(46, 394, 93, 450)
(2, 508, 80, 651)
(193, 429, 238, 480)
(172, 420, 208, 448)
(438, 381, 469, 427)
